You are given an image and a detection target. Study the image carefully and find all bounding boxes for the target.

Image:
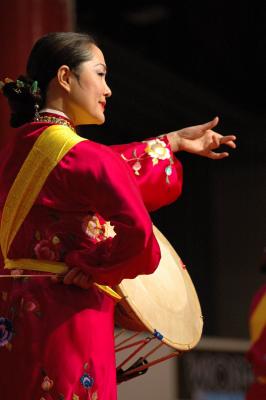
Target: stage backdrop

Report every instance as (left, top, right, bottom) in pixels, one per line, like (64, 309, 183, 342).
(0, 0, 74, 144)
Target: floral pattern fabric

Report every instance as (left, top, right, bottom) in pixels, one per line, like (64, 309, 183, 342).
(111, 135, 183, 212)
(0, 119, 183, 399)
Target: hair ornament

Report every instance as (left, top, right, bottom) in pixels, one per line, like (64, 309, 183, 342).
(30, 80, 39, 95)
(0, 77, 40, 96)
(0, 78, 14, 92)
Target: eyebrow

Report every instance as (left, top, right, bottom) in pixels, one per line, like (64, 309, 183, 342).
(95, 63, 107, 71)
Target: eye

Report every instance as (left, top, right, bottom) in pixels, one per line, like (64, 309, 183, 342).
(97, 72, 106, 77)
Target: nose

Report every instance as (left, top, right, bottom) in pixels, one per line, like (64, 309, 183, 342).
(105, 82, 112, 98)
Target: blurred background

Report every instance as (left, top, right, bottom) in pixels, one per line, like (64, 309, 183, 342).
(0, 1, 265, 399)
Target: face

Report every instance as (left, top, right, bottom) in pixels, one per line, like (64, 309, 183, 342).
(66, 45, 112, 125)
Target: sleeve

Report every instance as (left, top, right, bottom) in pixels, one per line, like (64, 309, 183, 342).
(246, 327, 266, 376)
(64, 140, 161, 286)
(246, 286, 266, 376)
(110, 135, 183, 211)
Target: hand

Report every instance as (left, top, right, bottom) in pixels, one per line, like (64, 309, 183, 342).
(60, 267, 93, 289)
(167, 116, 236, 159)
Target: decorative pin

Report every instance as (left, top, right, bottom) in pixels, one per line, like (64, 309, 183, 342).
(31, 80, 39, 95)
(153, 329, 164, 341)
(34, 104, 40, 121)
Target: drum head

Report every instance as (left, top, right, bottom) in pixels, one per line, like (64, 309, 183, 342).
(115, 225, 203, 351)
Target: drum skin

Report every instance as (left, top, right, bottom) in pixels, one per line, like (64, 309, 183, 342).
(114, 225, 203, 351)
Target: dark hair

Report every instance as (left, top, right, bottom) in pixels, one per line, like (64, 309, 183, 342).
(2, 32, 96, 127)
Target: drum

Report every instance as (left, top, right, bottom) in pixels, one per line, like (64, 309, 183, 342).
(114, 225, 203, 382)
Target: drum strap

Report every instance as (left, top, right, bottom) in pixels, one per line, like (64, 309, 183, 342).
(0, 124, 121, 301)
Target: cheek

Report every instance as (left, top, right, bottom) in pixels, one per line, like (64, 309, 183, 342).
(72, 86, 92, 109)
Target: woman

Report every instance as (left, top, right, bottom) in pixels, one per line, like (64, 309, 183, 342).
(246, 249, 266, 400)
(0, 32, 236, 400)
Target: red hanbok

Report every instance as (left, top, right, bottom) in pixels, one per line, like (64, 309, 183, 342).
(0, 113, 183, 400)
(246, 284, 266, 400)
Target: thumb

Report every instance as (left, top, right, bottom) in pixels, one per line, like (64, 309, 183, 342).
(202, 116, 219, 131)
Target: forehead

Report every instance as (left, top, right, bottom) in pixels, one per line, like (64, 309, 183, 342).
(88, 44, 106, 65)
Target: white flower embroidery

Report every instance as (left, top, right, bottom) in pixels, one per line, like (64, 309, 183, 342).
(103, 221, 116, 239)
(144, 139, 171, 161)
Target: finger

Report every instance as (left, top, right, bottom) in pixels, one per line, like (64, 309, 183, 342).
(201, 116, 219, 131)
(51, 274, 64, 283)
(63, 267, 80, 284)
(211, 134, 220, 148)
(79, 276, 92, 289)
(207, 151, 229, 160)
(225, 140, 236, 149)
(73, 272, 92, 289)
(220, 136, 237, 148)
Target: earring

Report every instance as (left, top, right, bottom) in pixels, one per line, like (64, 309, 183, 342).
(34, 103, 40, 121)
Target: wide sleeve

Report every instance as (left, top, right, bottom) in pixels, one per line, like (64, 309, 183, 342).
(246, 285, 266, 376)
(64, 140, 161, 286)
(110, 135, 183, 211)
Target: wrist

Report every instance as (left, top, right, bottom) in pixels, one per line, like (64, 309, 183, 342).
(166, 131, 183, 152)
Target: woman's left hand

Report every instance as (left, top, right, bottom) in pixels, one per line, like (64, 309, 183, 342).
(62, 267, 93, 289)
(167, 116, 236, 159)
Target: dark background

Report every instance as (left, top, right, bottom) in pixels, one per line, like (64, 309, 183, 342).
(75, 2, 266, 337)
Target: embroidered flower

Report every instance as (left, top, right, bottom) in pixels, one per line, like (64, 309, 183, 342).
(52, 235, 60, 245)
(41, 375, 54, 391)
(72, 395, 80, 400)
(34, 238, 61, 261)
(24, 300, 38, 312)
(165, 165, 173, 184)
(82, 215, 115, 241)
(144, 139, 170, 161)
(82, 215, 104, 241)
(132, 161, 142, 175)
(103, 221, 116, 239)
(80, 373, 94, 389)
(0, 317, 13, 347)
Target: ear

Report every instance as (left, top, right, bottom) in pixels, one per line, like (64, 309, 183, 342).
(57, 65, 72, 93)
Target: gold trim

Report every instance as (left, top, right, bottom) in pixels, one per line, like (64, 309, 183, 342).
(37, 115, 76, 133)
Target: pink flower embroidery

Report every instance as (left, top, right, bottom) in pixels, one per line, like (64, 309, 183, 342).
(132, 161, 142, 175)
(121, 137, 173, 183)
(24, 301, 37, 312)
(41, 375, 54, 391)
(34, 237, 61, 261)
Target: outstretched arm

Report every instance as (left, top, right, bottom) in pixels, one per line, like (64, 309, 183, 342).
(166, 116, 237, 159)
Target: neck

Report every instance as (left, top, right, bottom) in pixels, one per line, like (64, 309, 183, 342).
(44, 93, 76, 124)
(40, 108, 71, 120)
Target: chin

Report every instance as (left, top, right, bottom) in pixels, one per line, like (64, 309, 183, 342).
(75, 115, 105, 126)
(94, 114, 105, 125)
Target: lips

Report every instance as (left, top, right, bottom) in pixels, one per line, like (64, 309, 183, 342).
(99, 101, 106, 110)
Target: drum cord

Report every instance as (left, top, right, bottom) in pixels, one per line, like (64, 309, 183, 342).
(115, 331, 181, 383)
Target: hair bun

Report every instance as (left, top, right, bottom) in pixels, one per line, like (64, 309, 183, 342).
(2, 75, 42, 102)
(1, 75, 42, 127)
